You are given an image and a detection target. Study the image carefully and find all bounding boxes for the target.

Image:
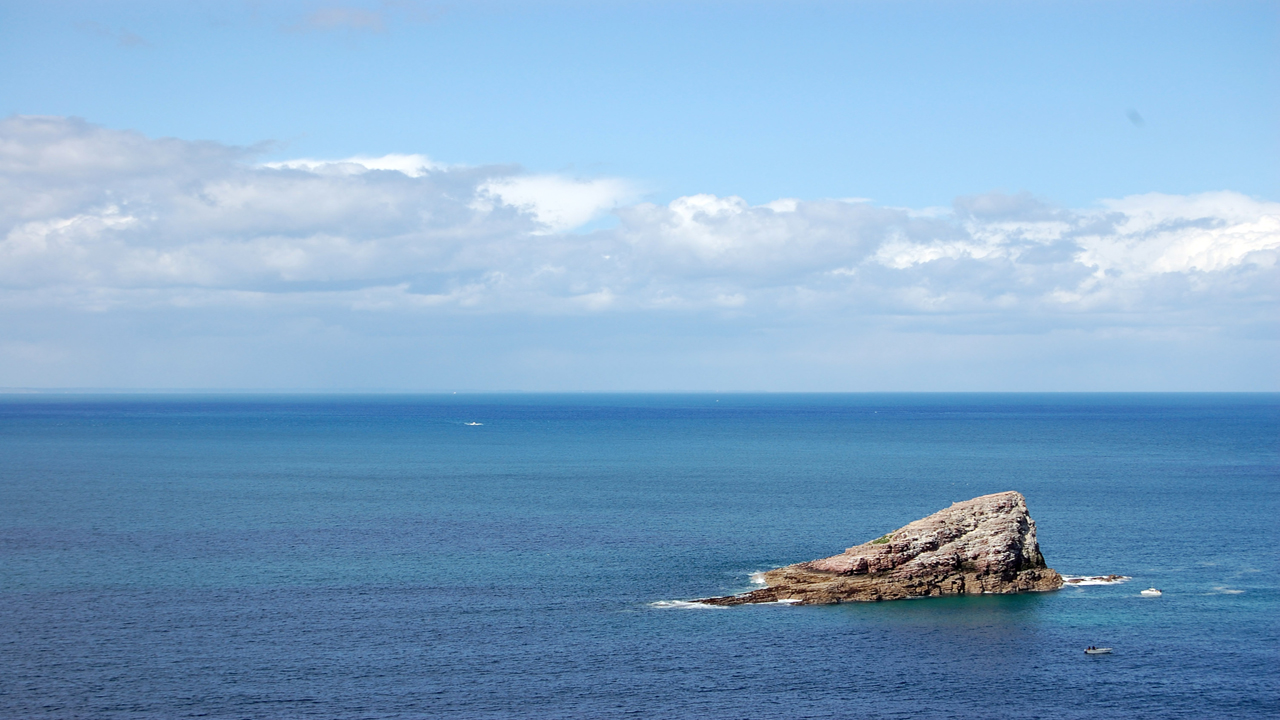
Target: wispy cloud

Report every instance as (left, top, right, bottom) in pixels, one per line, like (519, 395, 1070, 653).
(74, 21, 151, 48)
(293, 6, 386, 33)
(285, 2, 437, 34)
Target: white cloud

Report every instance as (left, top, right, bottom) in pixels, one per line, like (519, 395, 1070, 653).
(0, 116, 1276, 334)
(1082, 192, 1280, 275)
(476, 175, 638, 233)
(262, 153, 441, 177)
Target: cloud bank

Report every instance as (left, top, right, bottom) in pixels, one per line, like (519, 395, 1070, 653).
(1, 116, 1276, 389)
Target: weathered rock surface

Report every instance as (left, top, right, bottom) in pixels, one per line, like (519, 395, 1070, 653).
(700, 491, 1063, 606)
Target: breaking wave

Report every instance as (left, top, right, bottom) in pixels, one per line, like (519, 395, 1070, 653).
(649, 600, 726, 610)
(1062, 574, 1132, 586)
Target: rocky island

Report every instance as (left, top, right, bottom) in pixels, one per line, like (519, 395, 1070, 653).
(701, 491, 1063, 606)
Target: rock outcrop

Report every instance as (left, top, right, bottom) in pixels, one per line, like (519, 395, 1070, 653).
(700, 491, 1062, 606)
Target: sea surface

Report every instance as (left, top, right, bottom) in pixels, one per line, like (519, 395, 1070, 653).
(0, 393, 1276, 719)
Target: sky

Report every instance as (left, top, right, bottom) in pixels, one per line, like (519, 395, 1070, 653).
(0, 0, 1276, 391)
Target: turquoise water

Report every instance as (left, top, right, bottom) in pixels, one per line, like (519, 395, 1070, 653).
(1, 394, 1276, 717)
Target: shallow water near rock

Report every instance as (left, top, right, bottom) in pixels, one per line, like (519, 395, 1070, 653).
(1, 393, 1276, 718)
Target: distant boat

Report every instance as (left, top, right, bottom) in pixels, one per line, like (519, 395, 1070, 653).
(1084, 647, 1112, 655)
(1140, 588, 1162, 596)
(464, 422, 483, 426)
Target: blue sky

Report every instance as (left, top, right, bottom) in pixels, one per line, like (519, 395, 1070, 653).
(0, 1, 1276, 390)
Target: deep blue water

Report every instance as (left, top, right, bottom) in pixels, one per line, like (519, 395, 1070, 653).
(0, 393, 1276, 719)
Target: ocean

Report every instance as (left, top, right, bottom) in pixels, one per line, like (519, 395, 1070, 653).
(1, 393, 1276, 718)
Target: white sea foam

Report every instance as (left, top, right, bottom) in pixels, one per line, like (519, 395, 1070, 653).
(649, 600, 726, 610)
(1210, 586, 1244, 595)
(1062, 575, 1131, 586)
(749, 571, 767, 585)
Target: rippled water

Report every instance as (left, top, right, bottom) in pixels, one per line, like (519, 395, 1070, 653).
(1, 394, 1276, 718)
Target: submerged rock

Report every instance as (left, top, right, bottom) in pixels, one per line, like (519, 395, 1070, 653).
(701, 491, 1063, 606)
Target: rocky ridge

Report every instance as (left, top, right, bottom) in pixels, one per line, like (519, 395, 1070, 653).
(701, 491, 1063, 606)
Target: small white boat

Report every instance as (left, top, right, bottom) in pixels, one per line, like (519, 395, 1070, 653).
(1140, 588, 1162, 596)
(1084, 647, 1112, 655)
(464, 422, 483, 426)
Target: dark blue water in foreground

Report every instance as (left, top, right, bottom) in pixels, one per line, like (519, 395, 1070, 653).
(1, 394, 1276, 719)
